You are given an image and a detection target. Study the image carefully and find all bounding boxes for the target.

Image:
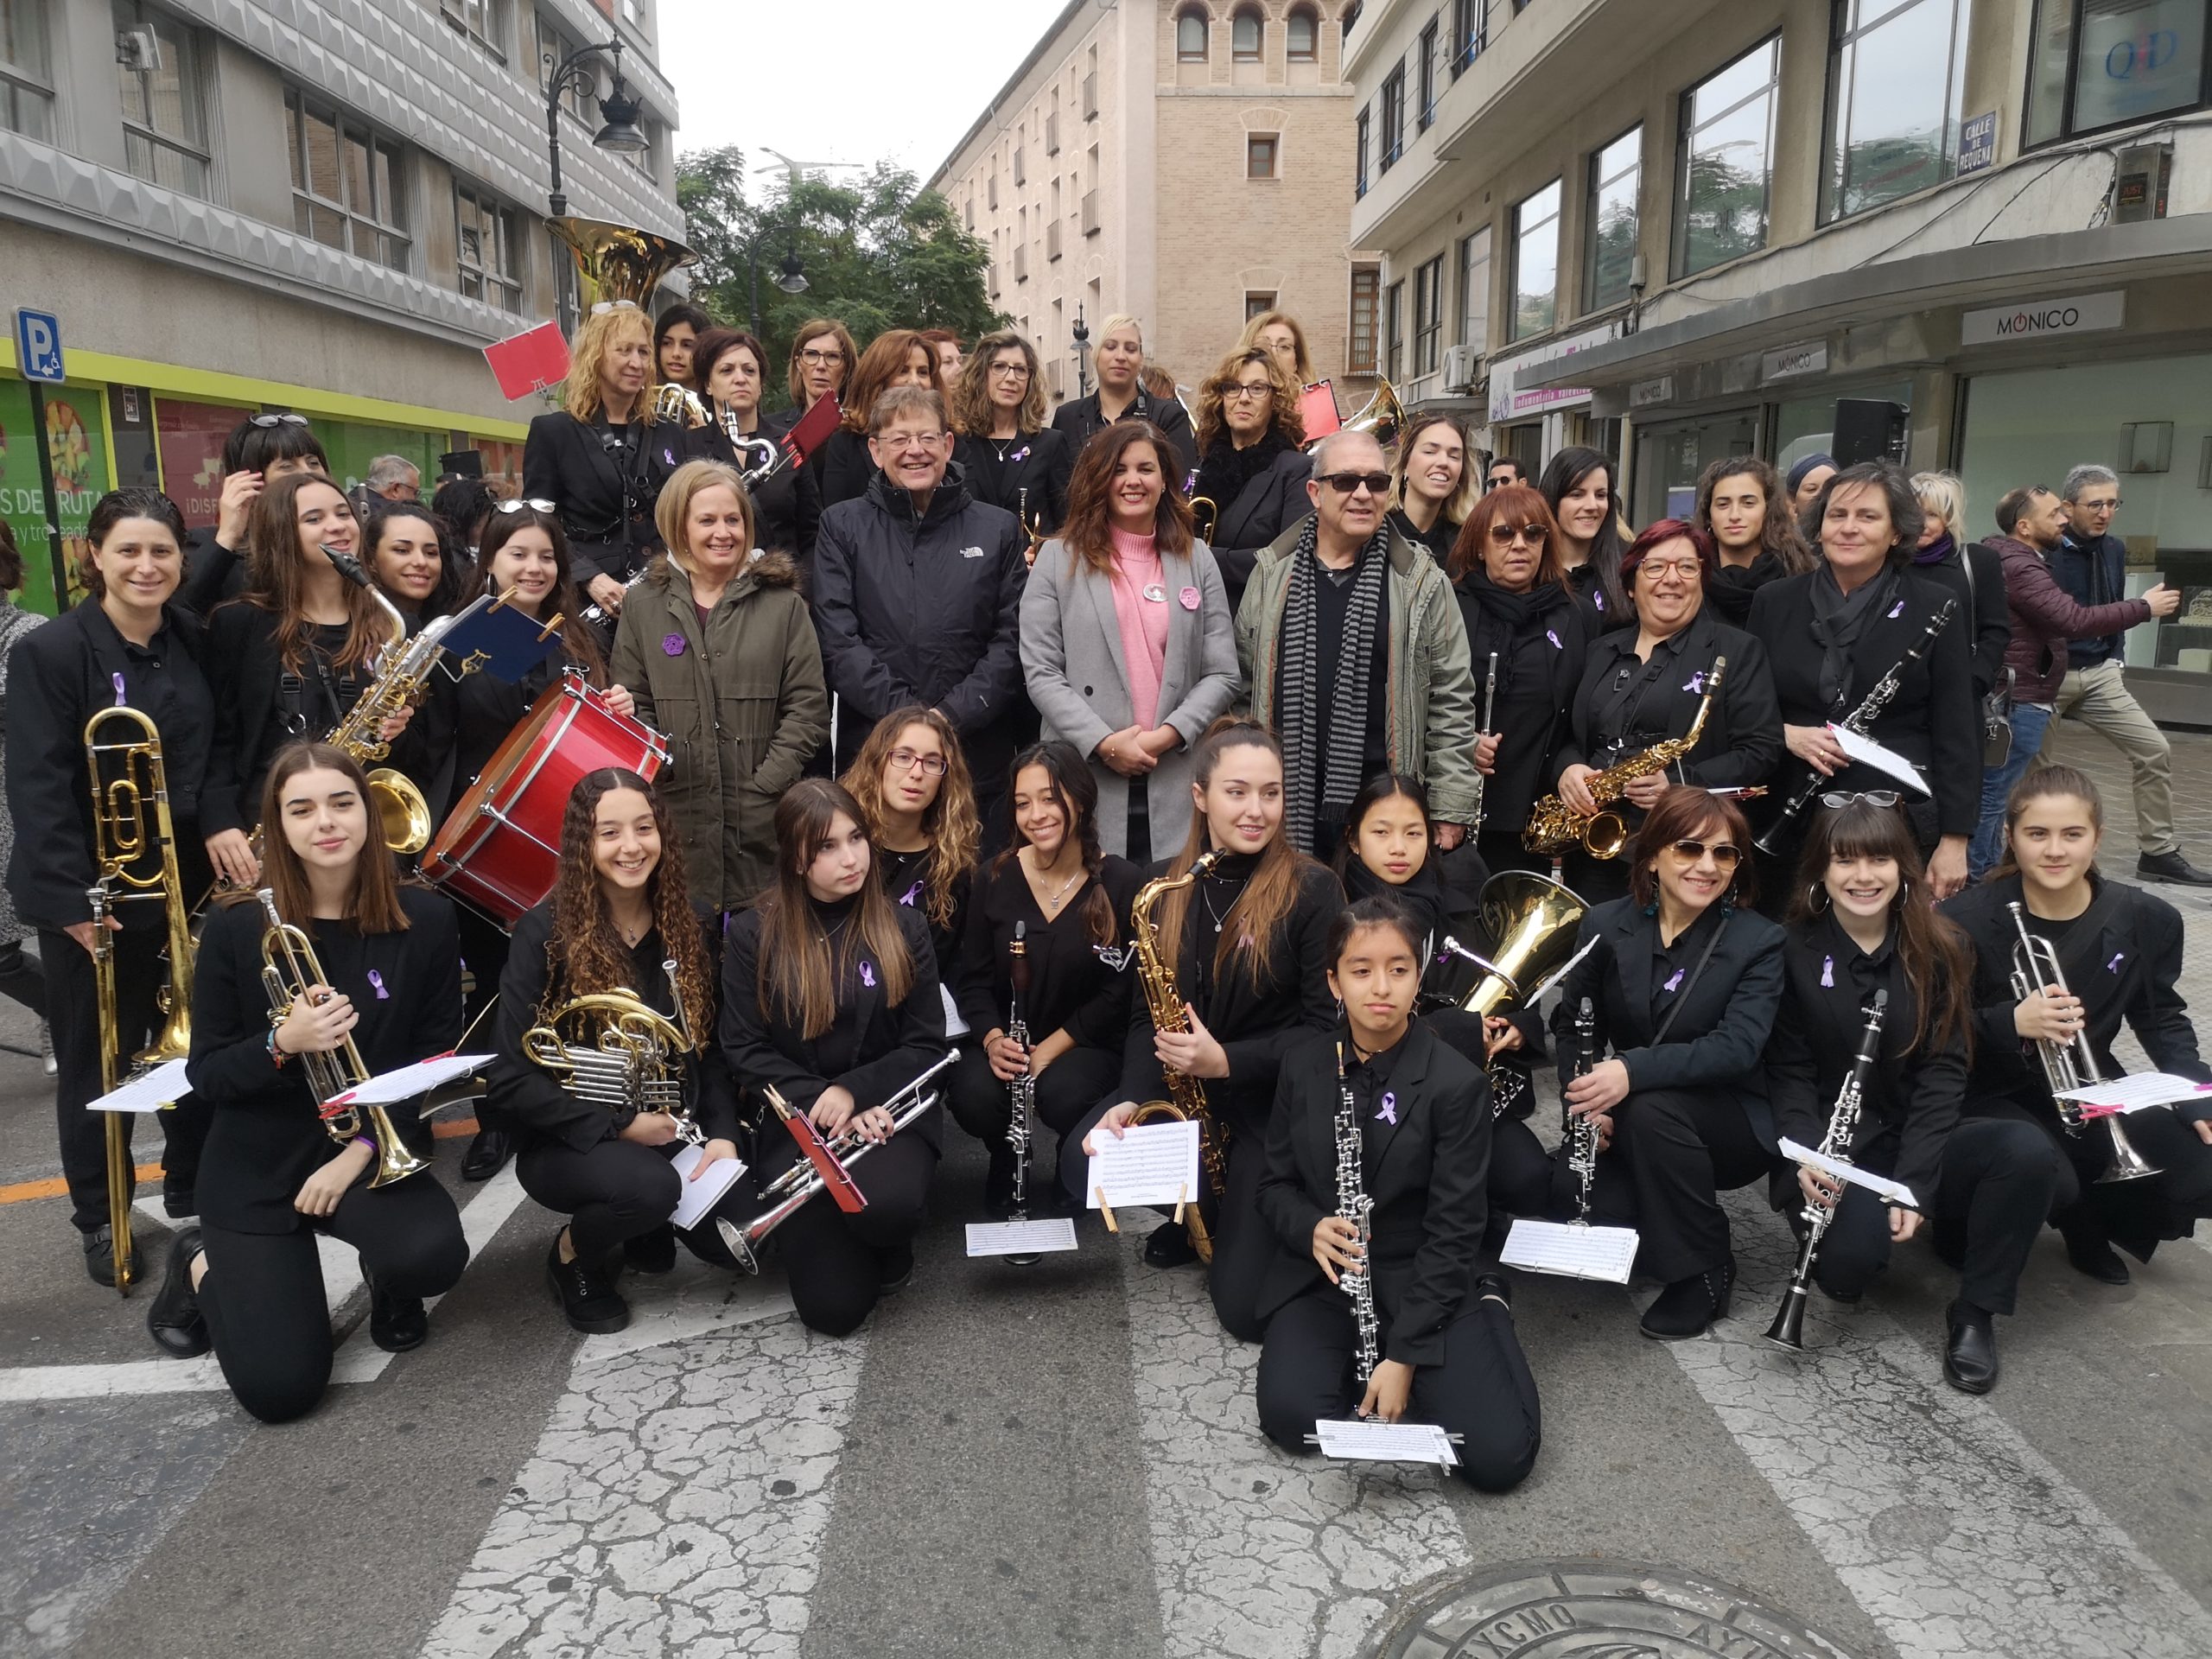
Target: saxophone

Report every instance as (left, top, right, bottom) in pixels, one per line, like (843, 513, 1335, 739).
(1524, 655, 1729, 860)
(1334, 1042, 1379, 1387)
(1126, 848, 1228, 1262)
(321, 547, 459, 855)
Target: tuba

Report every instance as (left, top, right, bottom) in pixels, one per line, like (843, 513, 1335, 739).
(1124, 849, 1229, 1262)
(1440, 871, 1589, 1020)
(2006, 901, 2161, 1184)
(547, 216, 696, 313)
(522, 968, 702, 1144)
(1524, 658, 1728, 859)
(1307, 379, 1406, 454)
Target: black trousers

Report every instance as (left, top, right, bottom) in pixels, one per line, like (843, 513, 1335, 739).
(199, 1175, 467, 1424)
(1560, 846, 1630, 906)
(1973, 1091, 2212, 1258)
(1605, 1085, 1774, 1283)
(1811, 1119, 2060, 1316)
(1475, 829, 1549, 880)
(455, 902, 512, 1034)
(946, 1042, 1122, 1155)
(0, 935, 46, 1019)
(41, 925, 210, 1231)
(1487, 1115, 1557, 1253)
(1255, 1287, 1542, 1492)
(753, 1106, 939, 1338)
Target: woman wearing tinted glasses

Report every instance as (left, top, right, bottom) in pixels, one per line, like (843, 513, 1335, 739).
(1550, 786, 1783, 1340)
(685, 327, 821, 564)
(1189, 346, 1311, 613)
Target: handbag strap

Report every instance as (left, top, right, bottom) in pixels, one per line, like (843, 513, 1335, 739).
(1651, 910, 1731, 1046)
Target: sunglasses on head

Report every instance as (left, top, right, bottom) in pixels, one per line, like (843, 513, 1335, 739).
(1666, 836, 1742, 868)
(494, 498, 558, 514)
(249, 412, 311, 429)
(589, 299, 641, 316)
(1318, 471, 1391, 496)
(1820, 790, 1900, 810)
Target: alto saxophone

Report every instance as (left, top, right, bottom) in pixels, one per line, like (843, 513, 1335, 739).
(1524, 656, 1729, 859)
(1127, 848, 1229, 1262)
(1334, 1042, 1379, 1388)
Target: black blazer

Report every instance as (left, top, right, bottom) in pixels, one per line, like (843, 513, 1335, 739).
(815, 427, 879, 513)
(1453, 576, 1589, 831)
(1745, 567, 1979, 840)
(1253, 1025, 1490, 1367)
(1928, 543, 2011, 702)
(188, 887, 461, 1234)
(522, 410, 676, 583)
(1767, 913, 1962, 1205)
(1550, 605, 1783, 796)
(1942, 873, 2209, 1110)
(1205, 448, 1314, 609)
(954, 428, 1075, 536)
(952, 854, 1143, 1051)
(1552, 896, 1783, 1103)
(1050, 387, 1199, 480)
(680, 418, 822, 564)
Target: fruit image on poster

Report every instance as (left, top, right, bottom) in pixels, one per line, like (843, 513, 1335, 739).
(43, 391, 111, 609)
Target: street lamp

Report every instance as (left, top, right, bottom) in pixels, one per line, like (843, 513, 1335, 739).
(544, 35, 652, 218)
(749, 242, 810, 340)
(1071, 303, 1091, 398)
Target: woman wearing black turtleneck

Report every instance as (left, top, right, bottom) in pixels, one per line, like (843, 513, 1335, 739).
(1188, 348, 1313, 612)
(721, 779, 952, 1337)
(1450, 484, 1588, 878)
(1386, 414, 1476, 564)
(1694, 456, 1811, 631)
(1540, 447, 1630, 636)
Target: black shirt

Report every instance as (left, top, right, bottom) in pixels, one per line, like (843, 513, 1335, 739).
(1344, 1028, 1409, 1181)
(877, 842, 970, 983)
(1648, 901, 1726, 1025)
(1304, 559, 1391, 806)
(954, 854, 1143, 1050)
(1387, 508, 1459, 564)
(1588, 632, 1692, 762)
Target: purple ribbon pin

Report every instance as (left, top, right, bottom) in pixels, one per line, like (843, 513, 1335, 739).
(1593, 592, 1606, 612)
(1376, 1091, 1398, 1126)
(859, 960, 876, 988)
(366, 969, 389, 1001)
(1546, 629, 1562, 650)
(1821, 955, 1834, 988)
(2107, 952, 2126, 973)
(661, 633, 687, 658)
(1887, 600, 1905, 619)
(1663, 968, 1686, 994)
(899, 880, 924, 907)
(1683, 671, 1707, 694)
(1010, 444, 1031, 465)
(111, 672, 127, 708)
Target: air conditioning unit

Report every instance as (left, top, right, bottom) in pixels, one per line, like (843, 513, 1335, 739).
(116, 26, 162, 73)
(1442, 344, 1480, 394)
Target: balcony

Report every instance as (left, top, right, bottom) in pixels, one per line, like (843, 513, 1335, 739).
(1081, 189, 1099, 236)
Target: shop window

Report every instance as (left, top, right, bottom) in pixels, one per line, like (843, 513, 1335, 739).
(0, 0, 54, 143)
(455, 181, 522, 312)
(1348, 266, 1380, 374)
(1231, 6, 1262, 61)
(1287, 6, 1319, 61)
(1823, 0, 1969, 220)
(1674, 34, 1780, 278)
(1177, 6, 1208, 63)
(286, 88, 410, 271)
(113, 0, 209, 197)
(1412, 254, 1445, 375)
(2027, 0, 2207, 146)
(1585, 125, 1642, 313)
(1510, 178, 1560, 340)
(1630, 407, 1760, 527)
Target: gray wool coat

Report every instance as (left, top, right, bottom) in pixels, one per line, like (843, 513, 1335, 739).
(1019, 535, 1242, 859)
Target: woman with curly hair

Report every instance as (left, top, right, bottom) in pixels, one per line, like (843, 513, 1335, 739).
(950, 328, 1074, 538)
(1189, 345, 1312, 610)
(814, 327, 944, 512)
(485, 768, 741, 1336)
(1693, 455, 1812, 629)
(841, 705, 979, 985)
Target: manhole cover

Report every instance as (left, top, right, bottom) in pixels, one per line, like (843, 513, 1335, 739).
(1373, 1560, 1864, 1658)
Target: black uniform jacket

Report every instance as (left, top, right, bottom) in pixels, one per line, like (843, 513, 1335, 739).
(188, 886, 461, 1234)
(1204, 447, 1314, 608)
(1114, 855, 1344, 1135)
(1549, 603, 1783, 795)
(1924, 542, 2012, 702)
(814, 427, 879, 514)
(681, 418, 822, 566)
(1746, 566, 1980, 840)
(422, 645, 594, 822)
(5, 600, 215, 931)
(1942, 873, 2209, 1115)
(1452, 573, 1589, 833)
(953, 427, 1075, 537)
(719, 898, 952, 1149)
(484, 899, 739, 1154)
(1254, 1024, 1490, 1367)
(1552, 896, 1783, 1107)
(953, 854, 1143, 1050)
(1049, 386, 1199, 480)
(1767, 912, 1962, 1205)
(522, 410, 676, 583)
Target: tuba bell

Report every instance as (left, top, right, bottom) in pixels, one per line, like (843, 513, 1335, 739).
(547, 216, 697, 313)
(1444, 871, 1588, 1019)
(1308, 379, 1406, 454)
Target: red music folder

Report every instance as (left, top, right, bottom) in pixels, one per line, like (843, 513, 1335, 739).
(1300, 380, 1342, 440)
(484, 322, 572, 401)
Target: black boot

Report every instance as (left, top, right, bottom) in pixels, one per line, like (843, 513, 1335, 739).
(146, 1227, 209, 1358)
(545, 1231, 628, 1334)
(622, 1223, 677, 1274)
(369, 1278, 429, 1352)
(1640, 1257, 1736, 1340)
(461, 1127, 512, 1183)
(1942, 1300, 1999, 1394)
(2060, 1215, 2129, 1285)
(1143, 1218, 1198, 1268)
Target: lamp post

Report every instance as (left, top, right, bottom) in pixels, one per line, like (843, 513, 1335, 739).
(544, 35, 651, 219)
(1071, 303, 1091, 399)
(748, 243, 810, 341)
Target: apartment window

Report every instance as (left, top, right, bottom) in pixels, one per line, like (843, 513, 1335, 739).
(1246, 290, 1277, 321)
(1287, 5, 1319, 60)
(455, 182, 522, 311)
(2028, 0, 2208, 144)
(1379, 60, 1406, 168)
(536, 10, 595, 123)
(1248, 133, 1278, 178)
(1824, 0, 1968, 219)
(1232, 6, 1262, 60)
(114, 2, 210, 196)
(1384, 279, 1404, 383)
(1418, 18, 1440, 130)
(1459, 225, 1491, 353)
(286, 90, 410, 270)
(1348, 265, 1380, 374)
(619, 0, 648, 32)
(1510, 179, 1560, 340)
(0, 0, 53, 142)
(1412, 254, 1445, 375)
(1452, 0, 1486, 75)
(1585, 124, 1641, 312)
(1674, 34, 1780, 278)
(1356, 105, 1370, 197)
(441, 0, 506, 57)
(620, 119, 655, 178)
(1177, 6, 1208, 61)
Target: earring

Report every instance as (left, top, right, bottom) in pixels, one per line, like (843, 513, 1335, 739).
(1808, 883, 1830, 913)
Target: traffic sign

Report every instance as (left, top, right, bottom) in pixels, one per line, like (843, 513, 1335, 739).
(14, 308, 64, 384)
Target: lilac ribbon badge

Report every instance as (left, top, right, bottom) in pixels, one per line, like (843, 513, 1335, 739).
(1887, 600, 1905, 619)
(1593, 592, 1606, 612)
(1009, 444, 1031, 465)
(1546, 629, 1562, 650)
(2107, 952, 2126, 974)
(1179, 586, 1201, 611)
(662, 633, 687, 658)
(111, 672, 127, 708)
(1821, 955, 1834, 989)
(859, 960, 877, 988)
(1663, 968, 1686, 994)
(1376, 1091, 1399, 1126)
(366, 969, 390, 1001)
(1683, 670, 1707, 694)
(900, 880, 924, 907)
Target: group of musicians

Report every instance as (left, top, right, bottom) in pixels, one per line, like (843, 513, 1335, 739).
(10, 303, 2209, 1496)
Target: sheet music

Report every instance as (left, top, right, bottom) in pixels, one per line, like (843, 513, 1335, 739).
(1086, 1120, 1200, 1209)
(940, 982, 970, 1039)
(1310, 1419, 1459, 1466)
(1827, 724, 1931, 797)
(668, 1144, 747, 1230)
(965, 1218, 1080, 1256)
(324, 1053, 494, 1107)
(86, 1056, 193, 1115)
(1500, 1218, 1640, 1283)
(1778, 1138, 1920, 1209)
(2055, 1072, 2212, 1115)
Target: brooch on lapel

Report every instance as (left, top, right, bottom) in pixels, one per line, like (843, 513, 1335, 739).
(662, 633, 687, 658)
(1821, 955, 1834, 988)
(1179, 586, 1201, 610)
(1376, 1091, 1398, 1126)
(859, 961, 877, 988)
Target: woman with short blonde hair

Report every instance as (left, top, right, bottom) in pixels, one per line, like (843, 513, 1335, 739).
(1237, 308, 1316, 385)
(1910, 467, 2009, 704)
(1047, 312, 1198, 478)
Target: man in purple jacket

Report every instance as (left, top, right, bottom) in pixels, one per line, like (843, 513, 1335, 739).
(1971, 486, 2181, 878)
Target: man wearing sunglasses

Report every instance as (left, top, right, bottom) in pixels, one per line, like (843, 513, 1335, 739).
(1234, 429, 1481, 855)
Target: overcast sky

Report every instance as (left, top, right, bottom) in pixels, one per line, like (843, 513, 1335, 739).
(660, 0, 1073, 188)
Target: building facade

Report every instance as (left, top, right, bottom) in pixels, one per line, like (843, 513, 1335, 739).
(0, 0, 682, 614)
(1347, 0, 2212, 722)
(928, 0, 1377, 411)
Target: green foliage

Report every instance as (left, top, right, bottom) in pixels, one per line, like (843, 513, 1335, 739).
(674, 144, 1007, 411)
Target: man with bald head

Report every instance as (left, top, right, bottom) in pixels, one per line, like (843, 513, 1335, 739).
(1235, 429, 1480, 855)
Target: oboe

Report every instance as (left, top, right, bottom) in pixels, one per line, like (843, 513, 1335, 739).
(1003, 920, 1041, 1264)
(1564, 996, 1598, 1224)
(1470, 649, 1498, 837)
(1766, 990, 1887, 1351)
(1334, 1042, 1380, 1388)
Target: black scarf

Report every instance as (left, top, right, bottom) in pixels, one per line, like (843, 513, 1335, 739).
(1277, 515, 1391, 852)
(1458, 566, 1567, 632)
(1194, 429, 1291, 513)
(1344, 855, 1444, 951)
(1808, 563, 1900, 709)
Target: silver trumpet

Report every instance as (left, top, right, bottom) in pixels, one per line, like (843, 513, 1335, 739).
(2007, 901, 2161, 1184)
(753, 1050, 959, 1201)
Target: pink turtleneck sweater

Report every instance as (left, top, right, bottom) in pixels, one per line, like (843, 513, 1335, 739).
(1106, 526, 1171, 729)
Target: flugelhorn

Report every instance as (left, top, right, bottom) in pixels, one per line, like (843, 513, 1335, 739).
(2006, 901, 2160, 1183)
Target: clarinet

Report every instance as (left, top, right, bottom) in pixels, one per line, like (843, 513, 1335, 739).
(1334, 1042, 1380, 1389)
(1006, 920, 1037, 1238)
(1470, 649, 1498, 838)
(1564, 996, 1599, 1224)
(1766, 990, 1888, 1351)
(1754, 599, 1957, 856)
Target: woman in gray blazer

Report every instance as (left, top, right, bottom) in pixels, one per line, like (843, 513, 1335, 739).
(1020, 422, 1241, 862)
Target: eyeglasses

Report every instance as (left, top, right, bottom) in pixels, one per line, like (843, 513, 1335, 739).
(494, 498, 558, 514)
(989, 362, 1031, 379)
(874, 431, 947, 452)
(1637, 557, 1703, 582)
(2081, 496, 2123, 512)
(249, 412, 311, 429)
(1488, 523, 1548, 545)
(886, 747, 949, 777)
(589, 299, 641, 315)
(1667, 837, 1742, 869)
(1820, 790, 1900, 810)
(1319, 471, 1392, 496)
(799, 348, 846, 366)
(1224, 383, 1275, 404)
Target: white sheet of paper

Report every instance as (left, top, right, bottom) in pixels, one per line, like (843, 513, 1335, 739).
(939, 982, 970, 1039)
(1086, 1119, 1201, 1209)
(324, 1052, 495, 1108)
(1311, 1418, 1459, 1466)
(965, 1217, 1080, 1256)
(1779, 1137, 1920, 1209)
(1499, 1218, 1640, 1283)
(86, 1056, 194, 1115)
(1827, 724, 1931, 797)
(668, 1143, 747, 1230)
(2055, 1071, 2212, 1113)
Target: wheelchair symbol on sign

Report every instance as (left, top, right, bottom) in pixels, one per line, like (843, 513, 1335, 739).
(13, 309, 65, 385)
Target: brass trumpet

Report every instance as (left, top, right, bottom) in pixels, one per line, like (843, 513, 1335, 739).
(2007, 901, 2161, 1184)
(652, 383, 712, 429)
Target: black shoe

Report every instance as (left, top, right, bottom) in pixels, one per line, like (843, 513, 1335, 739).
(1473, 1270, 1514, 1313)
(545, 1233, 629, 1334)
(1641, 1258, 1736, 1340)
(983, 1141, 1018, 1220)
(1818, 1284, 1863, 1306)
(461, 1127, 512, 1183)
(622, 1224, 677, 1275)
(1143, 1218, 1198, 1268)
(146, 1227, 209, 1358)
(878, 1244, 914, 1296)
(2061, 1218, 2130, 1285)
(162, 1180, 196, 1219)
(2137, 849, 2212, 887)
(1942, 1301, 1999, 1394)
(368, 1278, 429, 1353)
(83, 1224, 133, 1289)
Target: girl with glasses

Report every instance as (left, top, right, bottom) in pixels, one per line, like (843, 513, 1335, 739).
(1386, 412, 1478, 563)
(841, 706, 981, 984)
(685, 327, 822, 565)
(1188, 346, 1312, 611)
(1538, 447, 1631, 634)
(1692, 455, 1813, 630)
(1549, 785, 1784, 1339)
(950, 329, 1075, 543)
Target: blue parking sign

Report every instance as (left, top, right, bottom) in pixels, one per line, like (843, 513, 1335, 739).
(14, 308, 64, 384)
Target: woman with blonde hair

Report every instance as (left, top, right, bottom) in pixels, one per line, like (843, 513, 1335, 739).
(1387, 411, 1477, 561)
(951, 328, 1073, 537)
(1049, 313, 1198, 478)
(1910, 468, 2009, 702)
(817, 328, 944, 512)
(1190, 346, 1311, 608)
(1237, 308, 1316, 387)
(840, 704, 980, 980)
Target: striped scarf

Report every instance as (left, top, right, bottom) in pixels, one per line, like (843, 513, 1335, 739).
(1278, 515, 1390, 851)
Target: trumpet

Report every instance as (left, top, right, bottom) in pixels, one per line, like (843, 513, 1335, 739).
(2007, 901, 2161, 1184)
(1768, 991, 1888, 1351)
(257, 888, 428, 1189)
(754, 1051, 960, 1201)
(1524, 658, 1727, 859)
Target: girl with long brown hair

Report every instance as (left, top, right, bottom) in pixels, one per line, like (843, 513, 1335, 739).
(145, 742, 467, 1421)
(841, 705, 980, 979)
(720, 778, 951, 1336)
(1693, 455, 1811, 628)
(484, 768, 740, 1337)
(1188, 346, 1312, 609)
(1076, 719, 1344, 1338)
(816, 327, 944, 512)
(1386, 411, 1478, 562)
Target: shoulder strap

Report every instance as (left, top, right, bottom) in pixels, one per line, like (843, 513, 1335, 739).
(1650, 911, 1731, 1046)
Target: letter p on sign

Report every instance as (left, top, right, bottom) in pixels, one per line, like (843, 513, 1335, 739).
(14, 309, 64, 385)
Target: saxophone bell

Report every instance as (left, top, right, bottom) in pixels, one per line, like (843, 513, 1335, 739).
(1125, 848, 1230, 1262)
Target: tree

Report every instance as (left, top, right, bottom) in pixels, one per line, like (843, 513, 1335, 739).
(675, 146, 1007, 411)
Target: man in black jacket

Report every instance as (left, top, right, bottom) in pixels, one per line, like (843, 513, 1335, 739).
(812, 386, 1029, 816)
